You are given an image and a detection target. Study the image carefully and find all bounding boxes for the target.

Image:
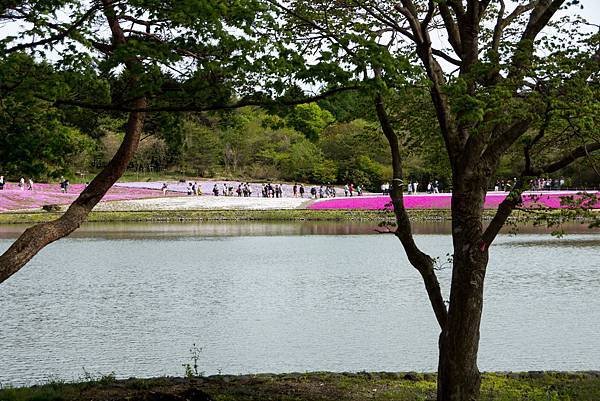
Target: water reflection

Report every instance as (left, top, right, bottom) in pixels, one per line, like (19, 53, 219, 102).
(0, 220, 597, 239)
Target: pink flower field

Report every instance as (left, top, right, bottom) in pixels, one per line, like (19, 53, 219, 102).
(309, 191, 600, 210)
(2, 181, 598, 213)
(0, 183, 173, 212)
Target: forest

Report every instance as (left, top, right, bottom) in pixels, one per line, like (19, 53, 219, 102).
(0, 52, 436, 191)
(2, 55, 596, 191)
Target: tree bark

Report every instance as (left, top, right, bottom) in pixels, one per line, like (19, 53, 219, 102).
(437, 167, 489, 401)
(0, 97, 147, 283)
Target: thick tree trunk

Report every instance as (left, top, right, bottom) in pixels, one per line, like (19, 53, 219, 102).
(0, 98, 147, 283)
(437, 169, 489, 401)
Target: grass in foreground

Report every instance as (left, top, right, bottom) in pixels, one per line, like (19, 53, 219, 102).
(2, 372, 600, 401)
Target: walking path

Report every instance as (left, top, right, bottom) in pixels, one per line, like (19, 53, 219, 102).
(93, 195, 309, 211)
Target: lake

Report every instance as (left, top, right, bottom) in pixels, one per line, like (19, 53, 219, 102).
(1, 222, 599, 387)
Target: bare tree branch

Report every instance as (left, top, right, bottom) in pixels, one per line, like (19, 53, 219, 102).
(539, 142, 600, 174)
(481, 119, 533, 165)
(421, 0, 436, 32)
(438, 3, 463, 56)
(480, 179, 525, 247)
(509, 0, 567, 78)
(481, 140, 600, 246)
(52, 85, 360, 113)
(395, 1, 462, 161)
(374, 86, 447, 330)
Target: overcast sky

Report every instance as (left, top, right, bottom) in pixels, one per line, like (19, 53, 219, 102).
(578, 0, 600, 23)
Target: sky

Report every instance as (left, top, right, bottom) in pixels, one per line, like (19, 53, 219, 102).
(577, 0, 600, 24)
(2, 1, 598, 36)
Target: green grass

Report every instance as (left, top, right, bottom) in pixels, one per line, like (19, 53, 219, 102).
(0, 209, 418, 225)
(0, 207, 581, 226)
(1, 372, 599, 401)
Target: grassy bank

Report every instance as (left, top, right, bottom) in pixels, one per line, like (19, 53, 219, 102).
(2, 372, 600, 401)
(0, 208, 561, 225)
(0, 209, 421, 224)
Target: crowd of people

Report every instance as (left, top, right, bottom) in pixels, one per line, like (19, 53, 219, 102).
(170, 181, 359, 199)
(181, 182, 201, 196)
(529, 177, 566, 191)
(0, 176, 35, 191)
(0, 175, 73, 193)
(493, 177, 566, 192)
(380, 180, 442, 194)
(210, 183, 255, 197)
(379, 177, 571, 194)
(1, 174, 573, 199)
(187, 177, 579, 197)
(167, 179, 454, 199)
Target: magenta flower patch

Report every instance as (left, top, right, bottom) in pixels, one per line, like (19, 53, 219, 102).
(309, 192, 599, 210)
(0, 182, 174, 212)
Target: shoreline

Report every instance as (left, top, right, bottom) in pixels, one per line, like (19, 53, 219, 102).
(0, 208, 547, 225)
(0, 207, 597, 225)
(2, 371, 599, 401)
(0, 208, 408, 225)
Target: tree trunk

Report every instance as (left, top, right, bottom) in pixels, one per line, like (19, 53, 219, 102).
(0, 97, 147, 283)
(437, 170, 489, 401)
(0, 0, 147, 284)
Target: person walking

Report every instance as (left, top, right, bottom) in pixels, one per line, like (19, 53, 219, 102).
(299, 184, 305, 198)
(0, 175, 5, 190)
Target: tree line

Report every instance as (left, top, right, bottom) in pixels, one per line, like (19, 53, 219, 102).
(2, 56, 596, 191)
(0, 53, 456, 191)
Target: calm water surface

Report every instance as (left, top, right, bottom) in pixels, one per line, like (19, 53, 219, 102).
(0, 222, 599, 387)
